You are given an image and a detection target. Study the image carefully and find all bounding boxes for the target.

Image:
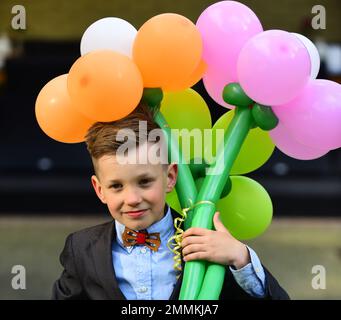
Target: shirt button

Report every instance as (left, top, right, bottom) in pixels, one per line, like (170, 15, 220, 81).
(140, 248, 147, 254)
(138, 287, 148, 293)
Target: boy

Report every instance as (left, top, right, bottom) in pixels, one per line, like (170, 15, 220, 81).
(52, 103, 289, 300)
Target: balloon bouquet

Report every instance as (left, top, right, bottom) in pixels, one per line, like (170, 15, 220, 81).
(35, 1, 341, 299)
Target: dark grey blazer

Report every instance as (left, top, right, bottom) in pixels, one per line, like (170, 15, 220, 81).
(52, 209, 290, 300)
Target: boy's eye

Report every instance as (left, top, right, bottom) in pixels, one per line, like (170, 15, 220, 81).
(140, 178, 152, 185)
(110, 183, 122, 189)
(109, 178, 153, 189)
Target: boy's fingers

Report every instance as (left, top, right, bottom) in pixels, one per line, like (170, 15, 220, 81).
(182, 227, 209, 238)
(182, 244, 206, 257)
(181, 235, 207, 248)
(183, 251, 208, 262)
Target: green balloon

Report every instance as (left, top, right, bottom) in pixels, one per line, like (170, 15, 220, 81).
(222, 83, 253, 108)
(205, 110, 275, 175)
(160, 89, 212, 163)
(216, 176, 273, 240)
(165, 188, 182, 215)
(252, 104, 279, 131)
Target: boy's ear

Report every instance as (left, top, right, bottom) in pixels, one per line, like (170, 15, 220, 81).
(166, 163, 178, 193)
(91, 175, 107, 204)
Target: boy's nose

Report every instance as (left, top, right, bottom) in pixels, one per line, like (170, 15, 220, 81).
(124, 188, 142, 206)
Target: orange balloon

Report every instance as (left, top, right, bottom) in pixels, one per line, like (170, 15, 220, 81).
(164, 59, 207, 92)
(35, 74, 95, 143)
(133, 13, 203, 89)
(68, 50, 143, 122)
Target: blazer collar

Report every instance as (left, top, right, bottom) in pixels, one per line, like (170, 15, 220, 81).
(90, 207, 184, 300)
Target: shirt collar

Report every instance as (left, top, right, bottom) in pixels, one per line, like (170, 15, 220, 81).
(115, 205, 173, 253)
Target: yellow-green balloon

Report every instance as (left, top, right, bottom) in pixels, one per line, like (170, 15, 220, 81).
(165, 188, 182, 215)
(216, 176, 273, 240)
(204, 110, 275, 175)
(160, 89, 212, 162)
(165, 187, 193, 230)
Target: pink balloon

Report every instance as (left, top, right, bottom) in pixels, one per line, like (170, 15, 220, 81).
(203, 66, 235, 108)
(237, 30, 311, 105)
(272, 79, 341, 150)
(269, 122, 329, 160)
(197, 0, 263, 81)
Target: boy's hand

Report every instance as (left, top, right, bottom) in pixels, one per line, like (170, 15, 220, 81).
(181, 211, 251, 269)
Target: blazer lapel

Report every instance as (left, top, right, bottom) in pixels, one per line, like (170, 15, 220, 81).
(91, 220, 126, 300)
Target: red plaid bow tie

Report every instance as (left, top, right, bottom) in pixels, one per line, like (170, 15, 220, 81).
(122, 227, 161, 252)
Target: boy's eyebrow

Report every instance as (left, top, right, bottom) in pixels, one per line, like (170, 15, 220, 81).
(108, 173, 154, 183)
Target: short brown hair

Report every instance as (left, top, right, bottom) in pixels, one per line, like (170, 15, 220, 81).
(85, 103, 164, 173)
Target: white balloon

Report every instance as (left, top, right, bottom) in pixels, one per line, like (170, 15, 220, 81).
(292, 33, 320, 79)
(80, 17, 137, 58)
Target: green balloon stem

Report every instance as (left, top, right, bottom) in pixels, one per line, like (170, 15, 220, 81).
(154, 110, 197, 230)
(197, 263, 226, 300)
(220, 177, 232, 198)
(153, 98, 255, 300)
(142, 88, 163, 110)
(189, 159, 208, 180)
(179, 106, 253, 300)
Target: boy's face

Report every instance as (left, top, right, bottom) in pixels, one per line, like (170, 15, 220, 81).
(91, 148, 178, 231)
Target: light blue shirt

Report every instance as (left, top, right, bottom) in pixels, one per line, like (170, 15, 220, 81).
(112, 206, 266, 299)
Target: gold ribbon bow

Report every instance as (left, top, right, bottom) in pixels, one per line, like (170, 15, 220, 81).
(167, 199, 216, 277)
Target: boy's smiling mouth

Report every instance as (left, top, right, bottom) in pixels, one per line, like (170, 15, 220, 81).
(124, 209, 148, 218)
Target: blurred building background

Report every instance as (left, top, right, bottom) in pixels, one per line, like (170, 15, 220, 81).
(0, 0, 340, 300)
